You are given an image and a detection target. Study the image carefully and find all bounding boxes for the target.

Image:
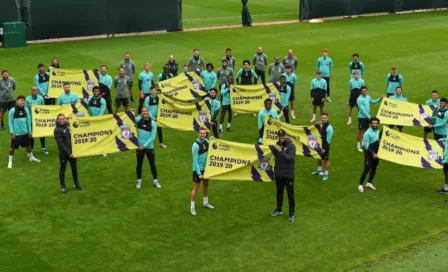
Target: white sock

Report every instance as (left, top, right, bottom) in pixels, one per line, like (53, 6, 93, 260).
(153, 179, 158, 183)
(291, 110, 294, 115)
(190, 200, 195, 208)
(444, 184, 448, 190)
(324, 170, 329, 175)
(28, 152, 35, 159)
(357, 141, 361, 148)
(312, 114, 316, 119)
(348, 117, 352, 122)
(8, 155, 13, 163)
(219, 124, 223, 130)
(317, 166, 322, 171)
(137, 179, 141, 182)
(203, 197, 208, 204)
(227, 123, 231, 128)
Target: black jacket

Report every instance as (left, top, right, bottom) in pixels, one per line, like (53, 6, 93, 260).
(273, 138, 296, 178)
(165, 61, 179, 77)
(54, 122, 72, 158)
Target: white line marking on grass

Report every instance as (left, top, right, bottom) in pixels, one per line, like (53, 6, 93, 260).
(183, 12, 299, 22)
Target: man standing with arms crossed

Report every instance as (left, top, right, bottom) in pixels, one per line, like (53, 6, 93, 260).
(190, 127, 214, 216)
(25, 86, 48, 155)
(138, 63, 155, 114)
(144, 86, 167, 148)
(270, 129, 296, 222)
(311, 113, 333, 181)
(165, 55, 179, 77)
(358, 118, 381, 193)
(268, 57, 285, 83)
(283, 49, 298, 73)
(222, 48, 236, 71)
(317, 49, 333, 102)
(386, 66, 403, 98)
(99, 65, 113, 114)
(34, 64, 52, 105)
(114, 68, 131, 113)
(356, 86, 383, 152)
(252, 47, 268, 84)
(119, 53, 136, 104)
(0, 70, 16, 130)
(283, 64, 297, 119)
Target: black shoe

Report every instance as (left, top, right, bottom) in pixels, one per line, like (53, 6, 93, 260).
(226, 127, 232, 132)
(436, 188, 448, 194)
(73, 183, 84, 191)
(60, 187, 70, 194)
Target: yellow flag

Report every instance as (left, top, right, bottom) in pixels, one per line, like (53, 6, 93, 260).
(158, 71, 208, 101)
(230, 83, 282, 114)
(31, 102, 90, 137)
(71, 112, 138, 158)
(262, 117, 322, 159)
(204, 137, 276, 182)
(378, 126, 444, 169)
(157, 95, 211, 131)
(376, 98, 434, 126)
(48, 68, 99, 99)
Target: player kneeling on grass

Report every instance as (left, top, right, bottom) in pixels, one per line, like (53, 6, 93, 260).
(135, 107, 161, 189)
(278, 75, 291, 124)
(54, 113, 83, 194)
(8, 95, 41, 169)
(358, 118, 381, 193)
(347, 71, 364, 125)
(388, 86, 407, 132)
(311, 113, 333, 181)
(310, 71, 327, 123)
(270, 129, 296, 222)
(190, 127, 214, 216)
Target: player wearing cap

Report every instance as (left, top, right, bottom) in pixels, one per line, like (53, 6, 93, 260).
(310, 71, 327, 123)
(278, 75, 291, 124)
(270, 129, 296, 222)
(268, 56, 285, 83)
(311, 113, 333, 181)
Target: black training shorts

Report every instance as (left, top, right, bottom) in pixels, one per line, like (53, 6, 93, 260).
(193, 170, 205, 183)
(10, 134, 30, 149)
(115, 98, 129, 107)
(358, 118, 370, 130)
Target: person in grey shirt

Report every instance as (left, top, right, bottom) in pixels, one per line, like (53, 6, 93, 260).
(216, 60, 234, 87)
(119, 52, 136, 103)
(0, 70, 16, 130)
(252, 47, 268, 84)
(188, 49, 206, 72)
(268, 57, 285, 83)
(114, 67, 131, 113)
(222, 48, 236, 71)
(283, 49, 298, 73)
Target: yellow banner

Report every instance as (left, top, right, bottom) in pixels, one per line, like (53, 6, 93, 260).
(262, 117, 322, 159)
(71, 112, 138, 158)
(204, 137, 276, 182)
(378, 126, 444, 169)
(31, 103, 90, 137)
(376, 98, 434, 126)
(158, 71, 208, 101)
(230, 83, 282, 114)
(48, 68, 99, 99)
(157, 95, 211, 131)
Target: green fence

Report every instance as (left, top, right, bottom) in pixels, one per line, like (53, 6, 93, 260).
(299, 0, 448, 20)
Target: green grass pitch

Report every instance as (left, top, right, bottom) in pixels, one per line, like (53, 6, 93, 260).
(1, 7, 448, 272)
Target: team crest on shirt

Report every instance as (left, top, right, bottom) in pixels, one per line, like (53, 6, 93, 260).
(393, 77, 396, 80)
(258, 157, 271, 171)
(120, 124, 133, 139)
(427, 150, 439, 161)
(87, 80, 95, 91)
(308, 134, 318, 149)
(268, 93, 277, 103)
(198, 110, 207, 123)
(192, 79, 200, 90)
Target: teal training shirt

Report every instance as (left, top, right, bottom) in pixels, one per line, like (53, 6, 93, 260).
(258, 108, 279, 130)
(135, 116, 157, 149)
(349, 78, 365, 91)
(220, 83, 230, 106)
(438, 137, 448, 163)
(386, 73, 403, 94)
(357, 95, 381, 119)
(425, 98, 440, 124)
(33, 72, 50, 96)
(9, 106, 31, 136)
(349, 61, 365, 78)
(138, 71, 154, 94)
(279, 83, 291, 108)
(192, 138, 209, 174)
(283, 72, 297, 86)
(25, 95, 44, 120)
(433, 108, 448, 136)
(389, 94, 408, 102)
(210, 98, 221, 122)
(316, 57, 333, 77)
(325, 124, 334, 144)
(363, 128, 380, 151)
(87, 96, 106, 116)
(310, 78, 327, 91)
(144, 94, 159, 119)
(58, 92, 80, 105)
(201, 70, 217, 91)
(99, 74, 113, 89)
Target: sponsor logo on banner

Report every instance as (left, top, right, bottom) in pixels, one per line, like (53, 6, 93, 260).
(385, 130, 400, 140)
(120, 124, 133, 139)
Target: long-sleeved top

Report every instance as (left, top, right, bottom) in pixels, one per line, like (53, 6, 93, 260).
(165, 61, 179, 76)
(283, 72, 297, 86)
(54, 122, 72, 158)
(114, 75, 131, 98)
(438, 137, 448, 163)
(222, 56, 236, 71)
(87, 96, 106, 116)
(316, 57, 333, 77)
(349, 78, 365, 91)
(157, 73, 174, 83)
(216, 67, 234, 86)
(201, 70, 217, 91)
(386, 73, 403, 95)
(192, 138, 209, 175)
(144, 94, 160, 119)
(9, 106, 31, 136)
(363, 128, 380, 153)
(357, 95, 381, 119)
(25, 95, 45, 119)
(252, 53, 268, 71)
(188, 56, 206, 71)
(119, 60, 136, 80)
(268, 63, 285, 82)
(258, 108, 279, 130)
(34, 72, 50, 96)
(210, 98, 221, 122)
(389, 94, 408, 102)
(58, 92, 80, 105)
(220, 83, 231, 106)
(433, 107, 448, 136)
(135, 116, 157, 149)
(235, 68, 258, 85)
(349, 61, 365, 78)
(138, 71, 154, 94)
(310, 78, 327, 99)
(0, 77, 16, 102)
(426, 98, 440, 125)
(321, 122, 334, 149)
(278, 83, 291, 108)
(99, 73, 113, 97)
(283, 56, 298, 72)
(273, 138, 296, 178)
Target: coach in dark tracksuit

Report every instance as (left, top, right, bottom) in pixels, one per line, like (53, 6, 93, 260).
(54, 113, 83, 194)
(270, 129, 296, 222)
